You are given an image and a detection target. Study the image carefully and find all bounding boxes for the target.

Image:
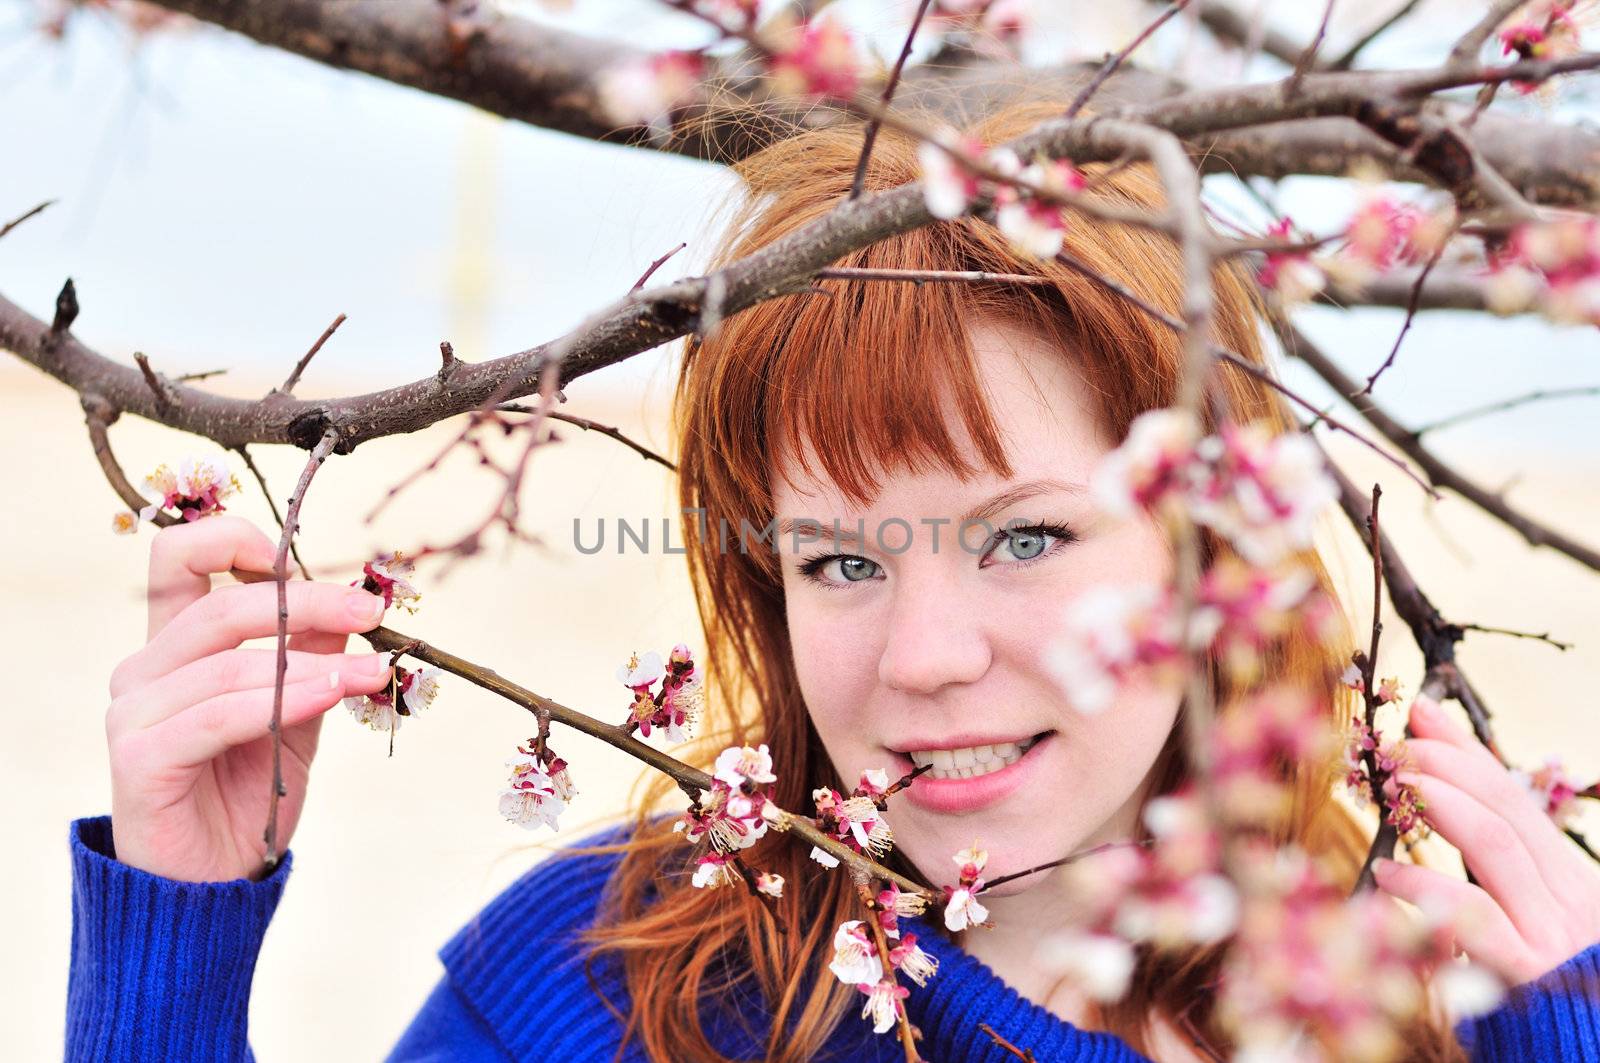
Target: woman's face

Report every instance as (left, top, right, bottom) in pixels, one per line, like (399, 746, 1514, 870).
(772, 319, 1180, 894)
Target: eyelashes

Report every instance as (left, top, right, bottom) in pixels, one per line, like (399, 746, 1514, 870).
(795, 519, 1080, 590)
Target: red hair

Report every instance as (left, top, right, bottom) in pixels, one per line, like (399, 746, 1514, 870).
(578, 102, 1466, 1062)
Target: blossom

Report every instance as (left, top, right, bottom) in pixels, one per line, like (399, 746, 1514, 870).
(858, 978, 909, 1035)
(888, 933, 938, 987)
(1511, 757, 1585, 829)
(855, 767, 890, 799)
(690, 851, 739, 889)
(1211, 685, 1341, 825)
(619, 644, 703, 742)
(810, 845, 841, 868)
(828, 920, 884, 985)
(1185, 423, 1338, 567)
(754, 871, 785, 898)
(953, 842, 988, 879)
(942, 884, 990, 931)
(1340, 192, 1425, 278)
(117, 455, 242, 531)
(813, 787, 894, 858)
(617, 650, 665, 690)
(597, 51, 703, 132)
(917, 135, 985, 219)
(1256, 218, 1327, 305)
(1042, 583, 1180, 716)
(1490, 215, 1600, 325)
(345, 664, 441, 732)
(874, 882, 927, 939)
(1091, 408, 1202, 519)
(1340, 662, 1365, 693)
(769, 20, 860, 100)
(994, 158, 1085, 259)
(355, 552, 421, 613)
(499, 742, 576, 831)
(713, 743, 777, 789)
(1038, 930, 1136, 1002)
(676, 781, 771, 853)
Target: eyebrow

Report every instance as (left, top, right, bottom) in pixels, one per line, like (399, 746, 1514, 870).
(775, 477, 1085, 545)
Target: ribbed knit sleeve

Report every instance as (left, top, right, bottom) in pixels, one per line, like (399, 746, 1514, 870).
(1454, 939, 1600, 1061)
(65, 816, 289, 1063)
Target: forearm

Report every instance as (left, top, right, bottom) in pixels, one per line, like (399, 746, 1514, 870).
(65, 816, 289, 1062)
(1456, 939, 1600, 1061)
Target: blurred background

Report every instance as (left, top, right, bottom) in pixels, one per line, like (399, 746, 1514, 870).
(2, 0, 1596, 1058)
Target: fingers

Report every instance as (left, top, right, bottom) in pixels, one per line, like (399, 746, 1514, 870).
(1372, 858, 1542, 984)
(1402, 734, 1575, 889)
(108, 648, 393, 734)
(112, 581, 386, 698)
(1385, 768, 1555, 941)
(146, 516, 280, 641)
(125, 665, 395, 771)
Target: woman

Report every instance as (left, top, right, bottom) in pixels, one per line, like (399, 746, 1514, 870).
(68, 104, 1600, 1062)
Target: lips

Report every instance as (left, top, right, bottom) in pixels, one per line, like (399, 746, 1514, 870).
(891, 731, 1054, 814)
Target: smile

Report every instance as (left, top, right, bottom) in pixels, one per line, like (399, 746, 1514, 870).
(905, 734, 1043, 780)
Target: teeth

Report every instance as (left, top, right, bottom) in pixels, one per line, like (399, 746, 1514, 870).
(906, 736, 1041, 780)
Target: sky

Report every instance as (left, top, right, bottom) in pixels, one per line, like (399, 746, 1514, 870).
(1, 0, 1596, 457)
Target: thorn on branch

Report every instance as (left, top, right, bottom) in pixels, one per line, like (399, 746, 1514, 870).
(132, 352, 176, 408)
(632, 242, 687, 291)
(437, 340, 461, 384)
(979, 1023, 1038, 1062)
(52, 277, 78, 334)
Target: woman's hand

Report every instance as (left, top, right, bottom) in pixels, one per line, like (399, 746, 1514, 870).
(106, 516, 395, 883)
(1372, 693, 1600, 988)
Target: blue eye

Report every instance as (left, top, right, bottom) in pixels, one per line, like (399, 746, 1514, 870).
(982, 521, 1078, 568)
(799, 554, 881, 587)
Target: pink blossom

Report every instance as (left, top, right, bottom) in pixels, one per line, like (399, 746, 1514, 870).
(619, 645, 703, 741)
(676, 779, 770, 853)
(345, 664, 441, 733)
(1491, 216, 1600, 325)
(1042, 583, 1180, 716)
(857, 978, 910, 1034)
(354, 551, 421, 613)
(916, 135, 986, 220)
(713, 743, 777, 789)
(499, 743, 575, 832)
(770, 20, 860, 100)
(118, 455, 242, 530)
(1257, 218, 1327, 304)
(1185, 423, 1338, 566)
(993, 158, 1085, 259)
(828, 920, 884, 985)
(617, 650, 665, 690)
(1512, 757, 1586, 829)
(887, 933, 939, 987)
(754, 871, 785, 898)
(1091, 408, 1202, 519)
(813, 786, 895, 858)
(691, 851, 739, 889)
(942, 884, 990, 931)
(597, 51, 703, 132)
(1342, 193, 1425, 275)
(874, 882, 928, 939)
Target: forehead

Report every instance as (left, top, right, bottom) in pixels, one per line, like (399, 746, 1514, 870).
(770, 318, 1110, 513)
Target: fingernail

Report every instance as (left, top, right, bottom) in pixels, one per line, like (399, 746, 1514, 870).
(1372, 857, 1396, 878)
(327, 670, 341, 689)
(1412, 694, 1438, 719)
(354, 653, 389, 677)
(347, 590, 385, 622)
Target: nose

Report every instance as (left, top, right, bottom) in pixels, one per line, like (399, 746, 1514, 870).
(876, 570, 992, 695)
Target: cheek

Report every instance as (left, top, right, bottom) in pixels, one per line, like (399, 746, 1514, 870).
(785, 595, 879, 756)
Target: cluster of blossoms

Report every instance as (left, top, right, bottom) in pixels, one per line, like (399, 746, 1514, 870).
(1487, 215, 1600, 327)
(1211, 685, 1343, 827)
(916, 135, 1085, 258)
(1043, 559, 1322, 716)
(808, 769, 895, 867)
(1498, 2, 1589, 93)
(353, 551, 421, 613)
(827, 917, 935, 1034)
(1218, 844, 1502, 1060)
(768, 18, 861, 100)
(1041, 793, 1238, 1002)
(1339, 675, 1431, 844)
(345, 664, 441, 733)
(1094, 410, 1339, 568)
(1257, 192, 1448, 305)
(679, 743, 783, 889)
(112, 455, 241, 533)
(498, 740, 578, 832)
(1511, 757, 1592, 830)
(596, 50, 704, 134)
(618, 644, 704, 742)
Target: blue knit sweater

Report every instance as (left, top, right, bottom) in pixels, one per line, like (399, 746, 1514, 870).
(65, 816, 1600, 1061)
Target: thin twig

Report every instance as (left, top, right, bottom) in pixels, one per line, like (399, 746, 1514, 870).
(817, 266, 1051, 286)
(496, 404, 677, 471)
(276, 312, 347, 396)
(1330, 0, 1427, 71)
(1289, 0, 1338, 93)
(1065, 0, 1192, 119)
(1360, 222, 1456, 396)
(1412, 386, 1600, 437)
(631, 242, 687, 291)
(979, 1023, 1038, 1062)
(1449, 0, 1525, 65)
(234, 444, 313, 580)
(1352, 482, 1395, 894)
(848, 0, 934, 201)
(261, 427, 341, 871)
(0, 199, 54, 241)
(132, 352, 172, 407)
(81, 395, 176, 527)
(1458, 622, 1572, 651)
(978, 838, 1155, 892)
